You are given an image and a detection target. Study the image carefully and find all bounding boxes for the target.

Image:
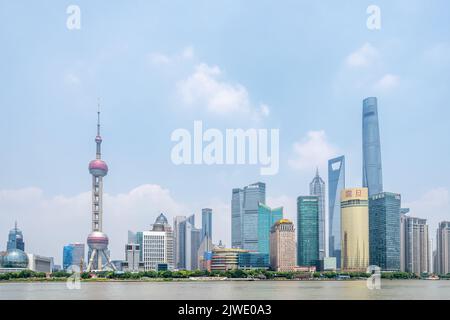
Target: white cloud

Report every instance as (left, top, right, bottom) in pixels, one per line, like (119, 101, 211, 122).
(405, 188, 450, 239)
(288, 130, 338, 172)
(335, 42, 400, 96)
(148, 46, 195, 66)
(177, 63, 269, 118)
(148, 47, 269, 119)
(346, 42, 380, 68)
(374, 73, 400, 92)
(178, 63, 249, 114)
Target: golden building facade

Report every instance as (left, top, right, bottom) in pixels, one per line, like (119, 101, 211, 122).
(269, 219, 297, 271)
(340, 188, 369, 271)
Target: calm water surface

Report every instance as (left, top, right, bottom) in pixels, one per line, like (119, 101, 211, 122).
(1, 280, 449, 300)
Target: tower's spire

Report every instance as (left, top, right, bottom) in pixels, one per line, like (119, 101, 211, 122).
(315, 167, 319, 177)
(96, 98, 102, 159)
(14, 220, 17, 230)
(97, 98, 101, 136)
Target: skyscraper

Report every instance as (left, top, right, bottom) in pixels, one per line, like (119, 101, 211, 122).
(436, 221, 450, 275)
(257, 203, 283, 255)
(173, 216, 186, 268)
(198, 209, 213, 269)
(369, 192, 401, 271)
(309, 169, 326, 259)
(231, 182, 266, 251)
(341, 188, 369, 271)
(269, 219, 297, 272)
(328, 155, 345, 268)
(297, 196, 320, 267)
(86, 107, 115, 272)
(175, 215, 201, 270)
(63, 243, 85, 271)
(7, 222, 25, 252)
(362, 97, 383, 196)
(142, 213, 174, 271)
(201, 208, 212, 241)
(400, 213, 430, 274)
(231, 188, 244, 248)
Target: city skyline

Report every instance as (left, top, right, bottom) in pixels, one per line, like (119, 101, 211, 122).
(1, 1, 450, 265)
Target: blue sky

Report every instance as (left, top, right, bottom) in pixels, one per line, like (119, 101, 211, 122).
(1, 0, 449, 263)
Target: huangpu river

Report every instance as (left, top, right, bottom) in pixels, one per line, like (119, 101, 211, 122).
(1, 280, 450, 299)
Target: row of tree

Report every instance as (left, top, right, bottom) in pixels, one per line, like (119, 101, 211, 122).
(0, 269, 426, 280)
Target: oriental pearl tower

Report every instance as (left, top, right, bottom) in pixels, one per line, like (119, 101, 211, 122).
(86, 105, 116, 272)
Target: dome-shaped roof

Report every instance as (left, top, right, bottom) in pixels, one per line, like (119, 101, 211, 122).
(152, 213, 170, 231)
(2, 249, 29, 269)
(154, 213, 168, 225)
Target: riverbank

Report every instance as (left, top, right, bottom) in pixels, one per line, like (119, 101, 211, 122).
(1, 269, 447, 283)
(1, 280, 450, 300)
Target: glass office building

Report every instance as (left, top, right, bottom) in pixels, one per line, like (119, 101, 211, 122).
(62, 243, 85, 271)
(257, 203, 283, 255)
(362, 97, 383, 196)
(231, 182, 266, 251)
(369, 192, 401, 271)
(297, 196, 320, 267)
(238, 252, 270, 270)
(201, 208, 213, 241)
(328, 156, 345, 268)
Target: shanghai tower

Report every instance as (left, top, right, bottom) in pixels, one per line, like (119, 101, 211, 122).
(86, 106, 116, 272)
(362, 97, 383, 196)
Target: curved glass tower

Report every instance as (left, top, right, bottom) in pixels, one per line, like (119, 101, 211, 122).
(362, 97, 383, 196)
(328, 156, 345, 268)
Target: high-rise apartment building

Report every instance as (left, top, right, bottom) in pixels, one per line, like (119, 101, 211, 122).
(369, 192, 401, 271)
(400, 212, 430, 274)
(297, 196, 320, 267)
(436, 221, 450, 275)
(257, 203, 283, 255)
(362, 97, 383, 196)
(269, 219, 297, 272)
(341, 188, 369, 271)
(142, 213, 174, 271)
(309, 169, 326, 259)
(231, 182, 266, 251)
(328, 156, 345, 268)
